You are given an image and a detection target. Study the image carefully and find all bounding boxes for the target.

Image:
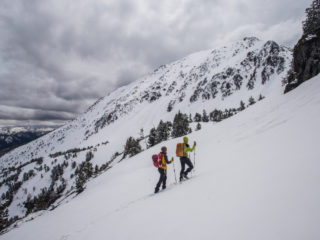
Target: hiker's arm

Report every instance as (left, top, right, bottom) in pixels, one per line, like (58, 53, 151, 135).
(189, 144, 196, 152)
(164, 154, 171, 164)
(184, 144, 196, 153)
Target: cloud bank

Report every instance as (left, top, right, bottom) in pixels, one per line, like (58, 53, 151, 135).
(0, 0, 310, 126)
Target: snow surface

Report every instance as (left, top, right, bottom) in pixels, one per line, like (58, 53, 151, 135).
(2, 74, 320, 240)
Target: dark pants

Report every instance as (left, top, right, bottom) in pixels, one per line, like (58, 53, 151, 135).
(155, 168, 167, 190)
(180, 157, 194, 179)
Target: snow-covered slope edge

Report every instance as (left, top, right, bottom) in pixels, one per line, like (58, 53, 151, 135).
(2, 74, 320, 240)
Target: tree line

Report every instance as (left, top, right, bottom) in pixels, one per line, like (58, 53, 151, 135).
(122, 95, 263, 158)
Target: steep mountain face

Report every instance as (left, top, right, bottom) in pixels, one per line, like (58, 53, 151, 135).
(0, 127, 57, 157)
(89, 37, 289, 137)
(285, 30, 320, 93)
(0, 37, 292, 229)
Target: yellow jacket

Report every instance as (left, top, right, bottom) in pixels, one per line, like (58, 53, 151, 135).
(159, 152, 172, 170)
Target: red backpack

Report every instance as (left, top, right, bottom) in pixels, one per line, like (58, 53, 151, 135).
(152, 153, 163, 168)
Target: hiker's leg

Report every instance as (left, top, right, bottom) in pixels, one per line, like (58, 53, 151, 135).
(184, 157, 194, 174)
(155, 168, 163, 190)
(162, 170, 167, 189)
(180, 157, 186, 180)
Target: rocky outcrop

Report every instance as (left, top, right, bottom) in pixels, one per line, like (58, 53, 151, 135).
(285, 31, 320, 93)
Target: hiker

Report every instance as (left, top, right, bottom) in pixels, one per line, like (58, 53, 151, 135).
(155, 146, 174, 193)
(179, 136, 196, 181)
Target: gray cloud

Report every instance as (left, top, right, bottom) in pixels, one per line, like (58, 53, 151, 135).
(0, 105, 75, 123)
(0, 0, 311, 127)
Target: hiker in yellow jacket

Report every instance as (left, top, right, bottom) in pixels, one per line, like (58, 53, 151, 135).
(180, 136, 196, 181)
(155, 146, 173, 193)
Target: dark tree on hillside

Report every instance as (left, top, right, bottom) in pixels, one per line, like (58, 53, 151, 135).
(202, 110, 209, 122)
(155, 120, 171, 144)
(239, 100, 246, 111)
(147, 128, 157, 148)
(51, 164, 63, 182)
(194, 113, 202, 122)
(172, 111, 190, 138)
(223, 109, 234, 119)
(82, 162, 93, 179)
(248, 96, 256, 106)
(210, 109, 223, 122)
(86, 151, 94, 161)
(139, 128, 144, 140)
(155, 121, 164, 144)
(123, 137, 142, 158)
(258, 94, 265, 101)
(303, 0, 320, 35)
(196, 122, 202, 131)
(0, 207, 9, 231)
(76, 172, 86, 193)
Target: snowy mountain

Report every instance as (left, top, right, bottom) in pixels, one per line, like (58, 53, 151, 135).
(0, 126, 57, 135)
(0, 126, 58, 157)
(0, 37, 292, 231)
(1, 67, 320, 240)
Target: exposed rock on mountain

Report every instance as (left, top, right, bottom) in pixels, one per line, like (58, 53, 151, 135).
(285, 31, 320, 93)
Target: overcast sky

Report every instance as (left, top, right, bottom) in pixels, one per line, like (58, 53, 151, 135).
(0, 0, 311, 127)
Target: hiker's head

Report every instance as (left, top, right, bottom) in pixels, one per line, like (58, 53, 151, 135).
(161, 146, 167, 152)
(183, 136, 188, 143)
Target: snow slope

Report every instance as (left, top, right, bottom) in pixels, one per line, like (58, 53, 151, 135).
(2, 74, 319, 240)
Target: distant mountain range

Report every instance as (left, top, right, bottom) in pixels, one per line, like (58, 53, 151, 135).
(0, 126, 60, 157)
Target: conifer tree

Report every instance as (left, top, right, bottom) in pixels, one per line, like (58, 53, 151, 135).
(196, 122, 202, 131)
(94, 165, 99, 175)
(223, 109, 233, 119)
(239, 100, 246, 111)
(139, 128, 144, 140)
(163, 121, 172, 141)
(83, 162, 93, 179)
(75, 172, 86, 193)
(0, 207, 9, 231)
(202, 110, 209, 122)
(86, 151, 94, 161)
(123, 137, 142, 158)
(147, 128, 157, 147)
(172, 111, 190, 138)
(210, 109, 223, 122)
(155, 120, 166, 144)
(258, 94, 265, 101)
(194, 112, 202, 122)
(248, 96, 256, 106)
(303, 0, 320, 35)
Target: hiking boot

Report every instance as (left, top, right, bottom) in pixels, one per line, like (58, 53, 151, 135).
(183, 173, 189, 179)
(154, 188, 159, 193)
(162, 186, 166, 190)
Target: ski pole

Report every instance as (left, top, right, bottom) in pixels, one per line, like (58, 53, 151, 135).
(188, 153, 194, 177)
(172, 158, 177, 183)
(193, 149, 196, 173)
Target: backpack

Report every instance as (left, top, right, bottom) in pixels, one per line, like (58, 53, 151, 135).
(176, 143, 184, 157)
(152, 153, 163, 168)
